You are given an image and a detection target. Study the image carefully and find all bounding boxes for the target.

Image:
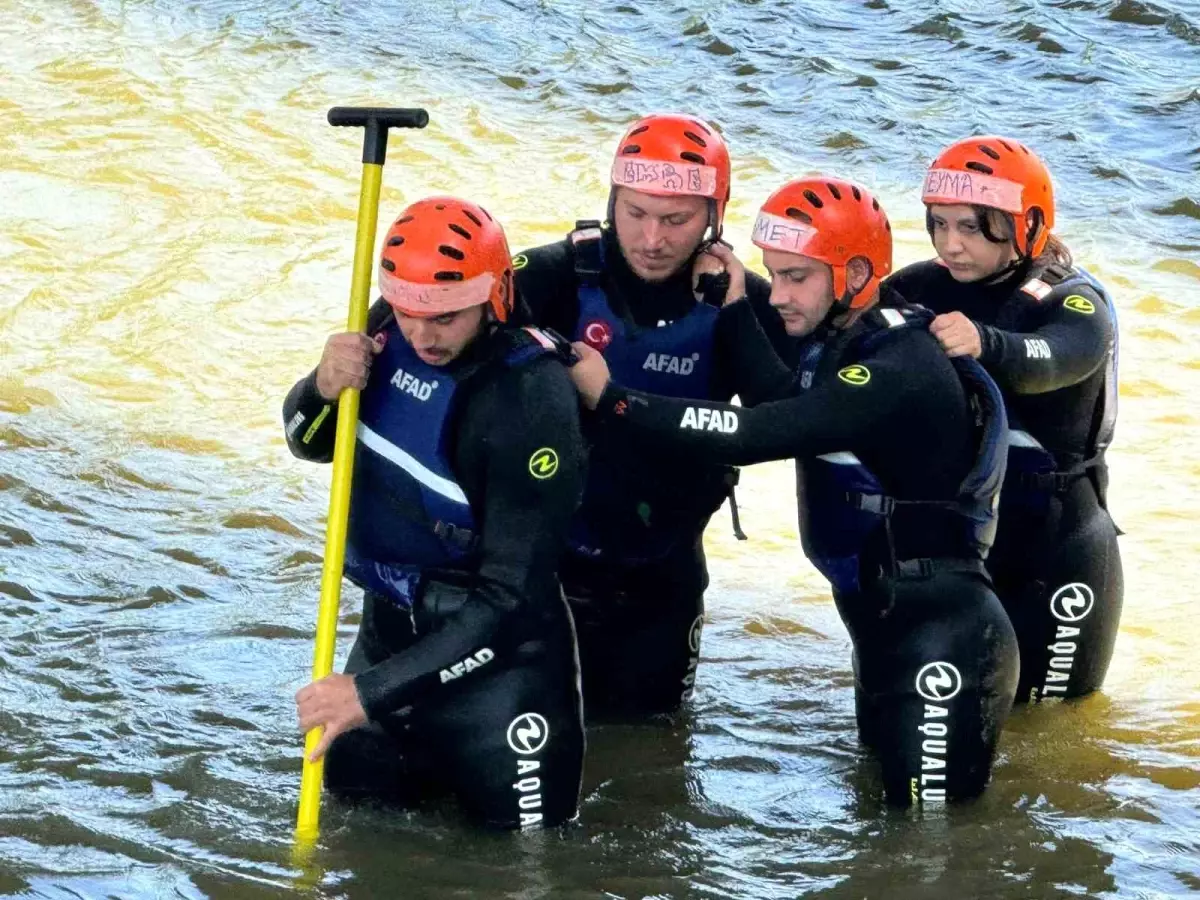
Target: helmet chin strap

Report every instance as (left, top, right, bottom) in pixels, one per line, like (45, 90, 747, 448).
(814, 285, 858, 338)
(823, 259, 873, 329)
(984, 256, 1024, 284)
(679, 199, 724, 278)
(983, 239, 1032, 284)
(978, 208, 1034, 283)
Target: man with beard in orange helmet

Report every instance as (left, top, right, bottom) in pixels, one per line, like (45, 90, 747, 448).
(513, 114, 797, 715)
(283, 197, 585, 829)
(568, 178, 1020, 805)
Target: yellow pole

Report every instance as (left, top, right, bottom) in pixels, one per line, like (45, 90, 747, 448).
(294, 161, 384, 850)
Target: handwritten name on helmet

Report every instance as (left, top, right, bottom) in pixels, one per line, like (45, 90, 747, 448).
(643, 352, 700, 375)
(610, 159, 718, 197)
(390, 367, 438, 401)
(680, 406, 738, 433)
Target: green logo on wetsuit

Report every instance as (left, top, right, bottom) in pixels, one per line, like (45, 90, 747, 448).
(528, 447, 559, 479)
(512, 253, 529, 271)
(1063, 295, 1095, 315)
(837, 364, 871, 386)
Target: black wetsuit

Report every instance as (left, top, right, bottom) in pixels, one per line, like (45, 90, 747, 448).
(586, 294, 1020, 804)
(282, 312, 586, 829)
(515, 228, 796, 714)
(888, 259, 1122, 702)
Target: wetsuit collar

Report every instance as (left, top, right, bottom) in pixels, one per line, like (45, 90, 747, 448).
(981, 256, 1034, 288)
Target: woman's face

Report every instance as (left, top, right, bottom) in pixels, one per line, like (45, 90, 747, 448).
(929, 204, 1018, 282)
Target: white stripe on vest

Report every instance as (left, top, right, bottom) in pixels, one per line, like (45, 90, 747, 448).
(356, 422, 470, 505)
(1007, 429, 1044, 449)
(816, 451, 863, 465)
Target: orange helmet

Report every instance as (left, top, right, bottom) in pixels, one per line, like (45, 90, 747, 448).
(609, 113, 732, 237)
(751, 178, 893, 309)
(921, 136, 1056, 258)
(378, 196, 513, 322)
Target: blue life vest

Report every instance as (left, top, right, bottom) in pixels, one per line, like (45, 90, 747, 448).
(566, 222, 730, 565)
(570, 222, 718, 394)
(344, 321, 560, 609)
(793, 306, 1009, 595)
(1002, 266, 1119, 512)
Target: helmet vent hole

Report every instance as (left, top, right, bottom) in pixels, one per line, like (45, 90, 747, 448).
(885, 219, 892, 232)
(463, 210, 483, 227)
(852, 186, 862, 201)
(966, 161, 994, 175)
(621, 145, 641, 155)
(387, 236, 405, 247)
(629, 125, 650, 137)
(803, 189, 824, 208)
(999, 140, 1014, 153)
(439, 245, 466, 260)
(683, 130, 708, 148)
(448, 224, 472, 240)
(871, 198, 880, 211)
(396, 216, 414, 225)
(680, 151, 705, 164)
(827, 183, 842, 200)
(380, 259, 396, 272)
(784, 207, 813, 224)
(434, 271, 464, 282)
(979, 145, 1001, 160)
(435, 204, 446, 211)
(1019, 145, 1030, 155)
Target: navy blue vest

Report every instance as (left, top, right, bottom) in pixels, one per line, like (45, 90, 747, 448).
(794, 307, 1008, 595)
(1002, 266, 1119, 512)
(344, 321, 558, 609)
(567, 223, 728, 564)
(571, 224, 718, 394)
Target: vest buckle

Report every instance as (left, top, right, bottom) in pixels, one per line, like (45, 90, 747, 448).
(849, 492, 895, 515)
(570, 220, 604, 281)
(433, 520, 478, 552)
(894, 558, 935, 580)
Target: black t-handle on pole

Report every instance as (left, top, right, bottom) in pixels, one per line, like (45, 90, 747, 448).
(327, 107, 430, 165)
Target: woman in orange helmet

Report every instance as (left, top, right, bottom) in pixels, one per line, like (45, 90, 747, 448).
(888, 137, 1122, 703)
(282, 196, 586, 829)
(568, 178, 1020, 806)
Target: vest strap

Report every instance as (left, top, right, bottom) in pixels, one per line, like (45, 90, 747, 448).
(893, 557, 989, 581)
(726, 468, 747, 541)
(570, 220, 604, 281)
(849, 492, 895, 516)
(432, 520, 479, 553)
(1018, 453, 1101, 494)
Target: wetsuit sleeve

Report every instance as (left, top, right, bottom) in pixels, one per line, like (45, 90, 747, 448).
(513, 241, 580, 337)
(975, 285, 1113, 395)
(352, 361, 585, 718)
(595, 336, 928, 467)
(882, 261, 943, 309)
(282, 370, 337, 463)
(711, 298, 797, 405)
(281, 300, 395, 463)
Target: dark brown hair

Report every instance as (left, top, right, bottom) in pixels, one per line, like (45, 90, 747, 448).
(978, 207, 1073, 269)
